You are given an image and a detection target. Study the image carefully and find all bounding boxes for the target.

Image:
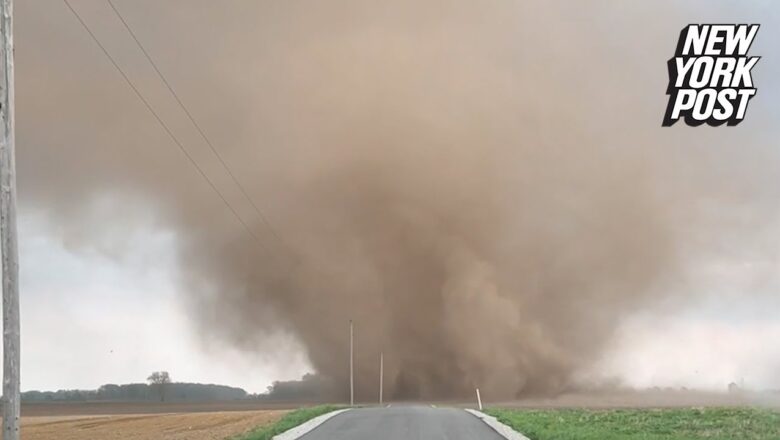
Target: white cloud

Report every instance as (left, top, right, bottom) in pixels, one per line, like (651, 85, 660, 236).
(9, 217, 310, 393)
(594, 304, 780, 391)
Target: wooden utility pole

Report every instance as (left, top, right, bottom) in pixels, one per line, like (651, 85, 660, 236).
(378, 352, 383, 405)
(349, 320, 354, 407)
(0, 0, 19, 438)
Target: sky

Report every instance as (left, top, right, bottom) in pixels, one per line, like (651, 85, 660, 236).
(5, 1, 780, 394)
(19, 214, 310, 392)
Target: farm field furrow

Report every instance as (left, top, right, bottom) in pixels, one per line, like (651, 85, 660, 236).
(15, 410, 285, 440)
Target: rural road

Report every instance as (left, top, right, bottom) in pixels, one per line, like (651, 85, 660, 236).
(298, 405, 505, 440)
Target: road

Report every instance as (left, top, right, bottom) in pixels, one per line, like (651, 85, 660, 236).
(299, 405, 505, 440)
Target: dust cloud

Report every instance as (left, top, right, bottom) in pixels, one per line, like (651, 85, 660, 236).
(14, 1, 777, 400)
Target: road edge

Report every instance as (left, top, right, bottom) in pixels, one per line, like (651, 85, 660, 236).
(464, 408, 531, 440)
(273, 408, 352, 440)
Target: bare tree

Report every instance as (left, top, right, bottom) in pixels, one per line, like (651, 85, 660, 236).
(147, 371, 171, 402)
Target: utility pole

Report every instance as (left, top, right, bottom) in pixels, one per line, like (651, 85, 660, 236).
(378, 352, 383, 405)
(349, 320, 354, 407)
(0, 0, 19, 439)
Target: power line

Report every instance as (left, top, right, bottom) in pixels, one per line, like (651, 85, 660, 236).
(107, 0, 284, 244)
(63, 0, 267, 247)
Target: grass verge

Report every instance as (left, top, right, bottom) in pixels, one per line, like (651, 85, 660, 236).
(486, 407, 780, 440)
(232, 405, 345, 440)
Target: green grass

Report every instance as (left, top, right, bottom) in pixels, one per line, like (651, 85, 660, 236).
(231, 405, 345, 440)
(486, 407, 780, 440)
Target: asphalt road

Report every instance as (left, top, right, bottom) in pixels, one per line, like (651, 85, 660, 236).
(298, 405, 505, 440)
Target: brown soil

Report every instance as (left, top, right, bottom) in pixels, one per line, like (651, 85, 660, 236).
(21, 401, 299, 417)
(13, 409, 286, 440)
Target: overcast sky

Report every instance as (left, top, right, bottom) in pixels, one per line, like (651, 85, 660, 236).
(5, 1, 780, 394)
(19, 214, 310, 392)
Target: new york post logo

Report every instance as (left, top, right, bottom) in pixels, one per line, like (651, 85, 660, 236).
(663, 24, 759, 127)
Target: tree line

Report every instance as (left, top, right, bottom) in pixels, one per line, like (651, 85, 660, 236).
(22, 382, 247, 402)
(22, 372, 339, 403)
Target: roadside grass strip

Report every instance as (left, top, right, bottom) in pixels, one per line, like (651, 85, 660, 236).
(486, 407, 780, 440)
(232, 405, 347, 440)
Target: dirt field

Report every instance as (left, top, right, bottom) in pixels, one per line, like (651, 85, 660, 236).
(431, 390, 780, 410)
(20, 401, 299, 417)
(17, 410, 286, 440)
(9, 390, 779, 439)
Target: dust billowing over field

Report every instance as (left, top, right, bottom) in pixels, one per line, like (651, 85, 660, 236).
(16, 1, 774, 400)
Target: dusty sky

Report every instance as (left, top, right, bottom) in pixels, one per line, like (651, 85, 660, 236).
(5, 1, 780, 394)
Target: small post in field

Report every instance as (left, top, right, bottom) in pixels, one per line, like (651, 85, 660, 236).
(378, 351, 384, 405)
(349, 319, 354, 407)
(476, 388, 483, 411)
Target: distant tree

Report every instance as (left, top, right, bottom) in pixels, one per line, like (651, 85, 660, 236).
(22, 382, 247, 403)
(147, 371, 171, 402)
(97, 384, 121, 400)
(262, 373, 335, 401)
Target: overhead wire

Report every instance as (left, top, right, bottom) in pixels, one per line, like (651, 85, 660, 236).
(63, 0, 271, 249)
(107, 0, 284, 244)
